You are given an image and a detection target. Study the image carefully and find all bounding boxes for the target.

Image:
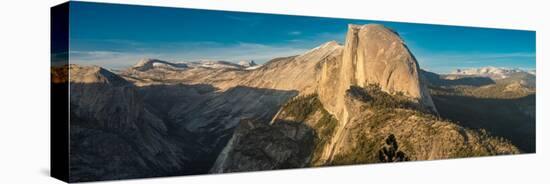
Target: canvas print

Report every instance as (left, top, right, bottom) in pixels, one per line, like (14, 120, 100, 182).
(51, 1, 536, 182)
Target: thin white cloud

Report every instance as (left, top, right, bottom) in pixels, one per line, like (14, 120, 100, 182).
(288, 31, 302, 35)
(69, 50, 162, 69)
(165, 42, 310, 62)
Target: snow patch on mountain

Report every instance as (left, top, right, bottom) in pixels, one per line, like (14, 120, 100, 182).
(451, 66, 533, 79)
(132, 58, 264, 71)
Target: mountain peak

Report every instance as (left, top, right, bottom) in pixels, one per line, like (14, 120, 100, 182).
(238, 60, 258, 67)
(69, 64, 128, 85)
(348, 24, 400, 36)
(315, 23, 438, 162)
(318, 23, 437, 119)
(300, 41, 343, 57)
(132, 58, 188, 71)
(320, 40, 341, 48)
(134, 58, 159, 67)
(348, 23, 384, 29)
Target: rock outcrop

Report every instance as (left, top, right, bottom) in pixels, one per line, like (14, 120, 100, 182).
(69, 64, 128, 85)
(210, 119, 315, 173)
(319, 24, 436, 118)
(210, 94, 338, 172)
(316, 24, 437, 163)
(326, 86, 518, 165)
(235, 41, 343, 94)
(68, 65, 192, 182)
(211, 88, 519, 172)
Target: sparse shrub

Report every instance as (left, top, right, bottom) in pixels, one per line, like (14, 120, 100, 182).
(281, 94, 322, 121)
(347, 84, 421, 111)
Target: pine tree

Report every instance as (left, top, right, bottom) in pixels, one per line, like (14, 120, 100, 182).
(378, 134, 410, 162)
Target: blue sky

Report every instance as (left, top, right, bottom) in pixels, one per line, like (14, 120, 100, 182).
(68, 1, 536, 73)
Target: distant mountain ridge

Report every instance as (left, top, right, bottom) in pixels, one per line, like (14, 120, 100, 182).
(450, 66, 534, 80)
(238, 60, 258, 68)
(131, 58, 263, 72)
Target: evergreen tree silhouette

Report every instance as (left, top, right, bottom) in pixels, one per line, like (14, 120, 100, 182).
(378, 134, 410, 162)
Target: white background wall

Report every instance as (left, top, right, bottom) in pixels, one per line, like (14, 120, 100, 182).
(0, 0, 547, 183)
